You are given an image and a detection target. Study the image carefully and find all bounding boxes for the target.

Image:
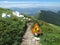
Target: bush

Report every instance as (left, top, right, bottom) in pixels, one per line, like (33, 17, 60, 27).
(0, 16, 26, 45)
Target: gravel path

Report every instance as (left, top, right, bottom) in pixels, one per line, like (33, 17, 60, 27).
(21, 23, 41, 45)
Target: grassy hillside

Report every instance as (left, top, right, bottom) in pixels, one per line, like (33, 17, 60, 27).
(0, 8, 27, 45)
(35, 10, 60, 25)
(34, 18, 60, 45)
(0, 8, 12, 15)
(40, 21, 60, 45)
(33, 12, 60, 45)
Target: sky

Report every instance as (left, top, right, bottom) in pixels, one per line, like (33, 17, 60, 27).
(0, 0, 60, 2)
(0, 0, 60, 8)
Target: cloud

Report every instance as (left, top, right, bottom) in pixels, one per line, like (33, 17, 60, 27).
(0, 3, 40, 8)
(1, 1, 9, 3)
(0, 1, 60, 8)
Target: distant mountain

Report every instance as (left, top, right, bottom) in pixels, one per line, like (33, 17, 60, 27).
(35, 10, 60, 25)
(58, 11, 60, 15)
(10, 7, 60, 16)
(10, 7, 40, 16)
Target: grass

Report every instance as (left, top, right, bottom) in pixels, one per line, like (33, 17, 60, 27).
(0, 16, 27, 45)
(0, 8, 27, 45)
(39, 22, 60, 45)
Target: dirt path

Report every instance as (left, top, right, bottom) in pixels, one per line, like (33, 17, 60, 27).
(21, 23, 41, 45)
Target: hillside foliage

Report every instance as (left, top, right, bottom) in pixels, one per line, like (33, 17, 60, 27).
(33, 10, 60, 45)
(36, 10, 60, 25)
(0, 8, 27, 45)
(38, 20, 60, 45)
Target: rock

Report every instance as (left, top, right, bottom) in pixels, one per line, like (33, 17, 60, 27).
(7, 14, 11, 18)
(34, 37, 40, 41)
(2, 13, 11, 18)
(19, 15, 24, 18)
(34, 33, 38, 36)
(2, 13, 6, 18)
(12, 11, 20, 17)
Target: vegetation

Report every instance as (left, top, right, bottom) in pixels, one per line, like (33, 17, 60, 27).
(0, 8, 12, 15)
(34, 11, 60, 45)
(35, 10, 60, 25)
(0, 8, 27, 45)
(0, 7, 60, 45)
(37, 20, 60, 45)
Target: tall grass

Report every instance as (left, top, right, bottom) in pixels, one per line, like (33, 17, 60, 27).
(38, 20, 60, 45)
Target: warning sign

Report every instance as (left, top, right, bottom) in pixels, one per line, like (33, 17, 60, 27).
(32, 23, 42, 35)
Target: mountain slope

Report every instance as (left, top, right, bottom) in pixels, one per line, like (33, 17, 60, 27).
(36, 10, 60, 25)
(0, 8, 27, 45)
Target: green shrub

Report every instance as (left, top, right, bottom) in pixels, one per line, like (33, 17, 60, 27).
(0, 16, 26, 45)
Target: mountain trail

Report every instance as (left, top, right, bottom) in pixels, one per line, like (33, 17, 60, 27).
(21, 23, 41, 45)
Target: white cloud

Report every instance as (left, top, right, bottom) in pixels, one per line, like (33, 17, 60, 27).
(0, 1, 37, 3)
(1, 1, 9, 3)
(0, 1, 60, 8)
